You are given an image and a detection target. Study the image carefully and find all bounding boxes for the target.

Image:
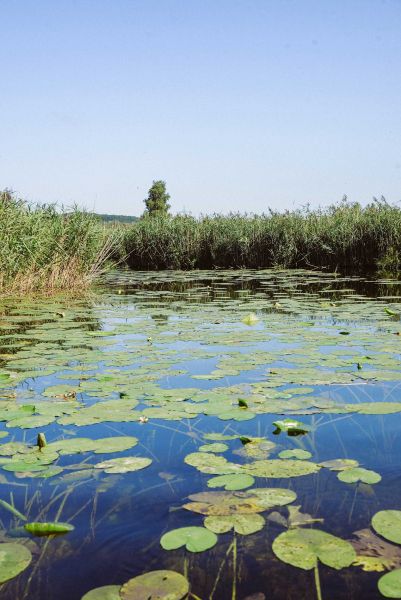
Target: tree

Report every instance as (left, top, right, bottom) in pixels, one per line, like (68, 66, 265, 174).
(143, 180, 171, 217)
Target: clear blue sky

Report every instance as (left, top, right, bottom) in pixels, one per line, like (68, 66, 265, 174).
(1, 0, 400, 215)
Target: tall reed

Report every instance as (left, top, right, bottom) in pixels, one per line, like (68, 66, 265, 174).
(122, 199, 401, 274)
(0, 190, 117, 294)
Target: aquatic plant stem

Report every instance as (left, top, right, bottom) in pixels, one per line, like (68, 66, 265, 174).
(232, 534, 237, 600)
(209, 540, 234, 600)
(314, 563, 323, 600)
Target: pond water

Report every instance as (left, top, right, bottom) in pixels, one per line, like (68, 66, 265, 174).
(1, 269, 401, 600)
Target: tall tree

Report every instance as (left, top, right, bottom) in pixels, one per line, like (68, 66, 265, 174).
(143, 180, 171, 217)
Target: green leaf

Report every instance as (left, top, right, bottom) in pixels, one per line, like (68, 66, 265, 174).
(0, 542, 32, 583)
(378, 568, 401, 598)
(244, 458, 320, 478)
(272, 529, 356, 570)
(120, 570, 189, 600)
(160, 526, 217, 553)
(337, 467, 381, 485)
(183, 488, 296, 516)
(24, 522, 74, 536)
(318, 458, 359, 471)
(198, 443, 228, 453)
(372, 511, 401, 545)
(278, 449, 312, 460)
(94, 457, 152, 474)
(204, 513, 265, 535)
(207, 474, 255, 491)
(81, 585, 121, 600)
(242, 313, 258, 326)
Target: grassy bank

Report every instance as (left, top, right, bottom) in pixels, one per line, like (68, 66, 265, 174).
(0, 190, 116, 294)
(122, 199, 401, 274)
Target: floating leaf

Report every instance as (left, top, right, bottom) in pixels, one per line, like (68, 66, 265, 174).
(94, 457, 152, 474)
(0, 542, 32, 583)
(81, 586, 121, 600)
(160, 526, 217, 553)
(350, 528, 401, 570)
(120, 570, 189, 600)
(319, 458, 359, 471)
(272, 529, 356, 570)
(244, 459, 320, 478)
(204, 513, 265, 535)
(207, 474, 255, 491)
(372, 511, 401, 545)
(378, 569, 401, 598)
(198, 443, 228, 453)
(338, 467, 381, 485)
(278, 449, 312, 460)
(184, 488, 296, 516)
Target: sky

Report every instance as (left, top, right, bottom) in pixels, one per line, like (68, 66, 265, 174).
(1, 0, 401, 216)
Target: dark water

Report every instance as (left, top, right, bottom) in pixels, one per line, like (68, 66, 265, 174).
(1, 269, 401, 599)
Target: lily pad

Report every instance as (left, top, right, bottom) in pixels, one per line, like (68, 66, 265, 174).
(207, 474, 255, 491)
(272, 529, 356, 570)
(198, 443, 228, 453)
(378, 568, 401, 598)
(372, 511, 401, 545)
(81, 586, 121, 600)
(120, 570, 189, 600)
(278, 449, 312, 460)
(337, 467, 381, 485)
(160, 526, 217, 553)
(0, 542, 32, 583)
(204, 513, 265, 535)
(244, 459, 320, 478)
(94, 457, 152, 474)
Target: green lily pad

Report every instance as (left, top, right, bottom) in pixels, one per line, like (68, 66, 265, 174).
(81, 585, 121, 600)
(272, 529, 356, 570)
(204, 513, 265, 535)
(160, 526, 217, 553)
(94, 457, 152, 474)
(378, 568, 401, 598)
(183, 488, 296, 516)
(198, 443, 229, 453)
(318, 459, 359, 471)
(207, 474, 255, 491)
(120, 570, 189, 600)
(278, 449, 312, 460)
(0, 542, 32, 583)
(372, 511, 401, 544)
(244, 459, 320, 478)
(337, 468, 381, 485)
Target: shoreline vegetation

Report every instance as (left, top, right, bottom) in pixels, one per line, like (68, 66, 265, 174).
(1, 190, 401, 295)
(0, 190, 116, 295)
(123, 198, 401, 274)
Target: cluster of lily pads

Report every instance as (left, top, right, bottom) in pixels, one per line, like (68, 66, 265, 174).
(0, 269, 401, 598)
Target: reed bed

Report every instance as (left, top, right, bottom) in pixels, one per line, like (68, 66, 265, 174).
(123, 199, 401, 274)
(0, 190, 117, 295)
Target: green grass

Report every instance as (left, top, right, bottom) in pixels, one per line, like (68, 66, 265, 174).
(0, 190, 118, 294)
(122, 199, 401, 274)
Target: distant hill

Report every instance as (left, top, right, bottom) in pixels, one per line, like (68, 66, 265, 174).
(94, 213, 139, 224)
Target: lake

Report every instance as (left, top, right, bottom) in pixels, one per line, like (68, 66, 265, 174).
(1, 269, 401, 600)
